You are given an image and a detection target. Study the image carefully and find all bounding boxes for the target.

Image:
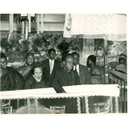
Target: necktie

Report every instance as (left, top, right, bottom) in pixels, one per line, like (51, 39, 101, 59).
(67, 71, 72, 85)
(50, 60, 53, 74)
(75, 66, 77, 72)
(74, 66, 78, 73)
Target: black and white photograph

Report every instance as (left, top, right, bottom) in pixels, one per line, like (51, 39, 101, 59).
(0, 13, 127, 115)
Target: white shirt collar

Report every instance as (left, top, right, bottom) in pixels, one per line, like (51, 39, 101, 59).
(49, 59, 55, 62)
(74, 64, 79, 75)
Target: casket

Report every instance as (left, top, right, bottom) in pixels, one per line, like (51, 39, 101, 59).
(0, 85, 120, 114)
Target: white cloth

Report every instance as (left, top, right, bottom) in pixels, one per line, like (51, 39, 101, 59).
(73, 64, 79, 75)
(64, 14, 127, 41)
(49, 59, 54, 74)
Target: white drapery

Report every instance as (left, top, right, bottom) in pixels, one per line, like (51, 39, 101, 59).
(64, 14, 127, 41)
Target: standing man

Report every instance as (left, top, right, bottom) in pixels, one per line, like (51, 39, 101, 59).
(41, 48, 61, 87)
(72, 52, 90, 84)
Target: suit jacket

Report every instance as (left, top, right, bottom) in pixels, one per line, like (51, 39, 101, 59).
(52, 68, 80, 93)
(79, 64, 91, 84)
(41, 59, 61, 86)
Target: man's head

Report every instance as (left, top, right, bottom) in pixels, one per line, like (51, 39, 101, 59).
(25, 53, 35, 66)
(0, 53, 7, 69)
(63, 54, 74, 71)
(119, 54, 126, 65)
(48, 48, 56, 60)
(72, 52, 80, 65)
(87, 55, 96, 68)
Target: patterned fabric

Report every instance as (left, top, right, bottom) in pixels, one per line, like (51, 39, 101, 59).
(91, 68, 103, 84)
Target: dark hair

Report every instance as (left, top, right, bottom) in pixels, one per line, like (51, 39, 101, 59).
(62, 53, 73, 62)
(72, 52, 80, 58)
(25, 52, 34, 60)
(48, 48, 56, 54)
(87, 55, 96, 64)
(1, 52, 7, 59)
(31, 62, 43, 75)
(119, 58, 126, 64)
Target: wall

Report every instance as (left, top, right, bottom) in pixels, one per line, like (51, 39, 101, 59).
(0, 14, 65, 32)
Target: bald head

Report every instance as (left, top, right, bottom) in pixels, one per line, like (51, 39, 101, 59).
(63, 54, 74, 71)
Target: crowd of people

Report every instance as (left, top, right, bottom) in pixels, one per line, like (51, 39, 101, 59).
(0, 48, 103, 113)
(1, 48, 126, 113)
(0, 48, 104, 93)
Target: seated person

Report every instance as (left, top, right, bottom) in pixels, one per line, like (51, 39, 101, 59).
(87, 55, 103, 84)
(87, 55, 107, 112)
(111, 54, 127, 81)
(0, 53, 23, 91)
(0, 52, 23, 110)
(17, 52, 35, 80)
(51, 54, 80, 113)
(23, 62, 47, 89)
(52, 54, 80, 93)
(116, 54, 127, 73)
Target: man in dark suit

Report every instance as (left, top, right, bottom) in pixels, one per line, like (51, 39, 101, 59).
(52, 54, 80, 93)
(41, 48, 61, 87)
(72, 52, 90, 84)
(51, 54, 80, 113)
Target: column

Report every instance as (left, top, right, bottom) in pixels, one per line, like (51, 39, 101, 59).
(41, 14, 44, 33)
(28, 14, 31, 33)
(9, 14, 13, 34)
(37, 14, 39, 34)
(25, 21, 28, 39)
(22, 22, 24, 35)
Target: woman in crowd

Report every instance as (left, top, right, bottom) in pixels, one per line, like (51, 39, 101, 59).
(15, 62, 52, 114)
(87, 55, 107, 113)
(87, 55, 103, 84)
(17, 52, 35, 80)
(23, 62, 47, 89)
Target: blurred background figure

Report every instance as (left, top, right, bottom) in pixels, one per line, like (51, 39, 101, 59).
(116, 54, 127, 73)
(87, 55, 103, 84)
(0, 52, 23, 110)
(110, 54, 127, 81)
(17, 52, 35, 80)
(0, 52, 23, 91)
